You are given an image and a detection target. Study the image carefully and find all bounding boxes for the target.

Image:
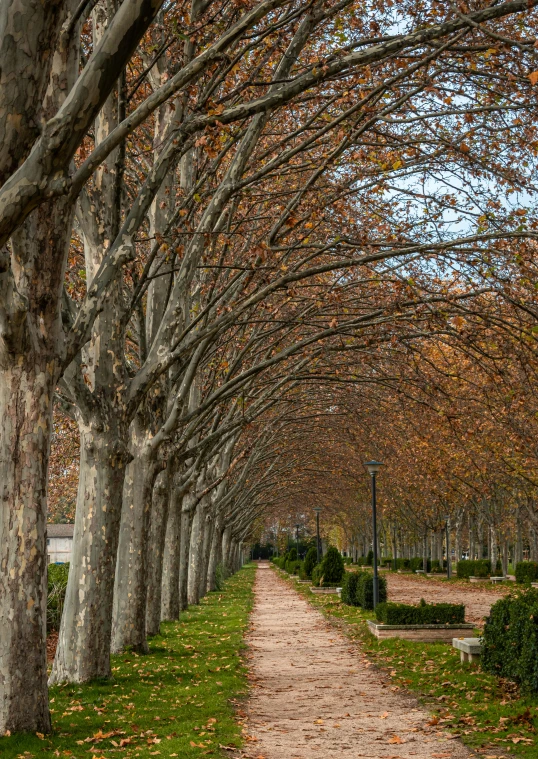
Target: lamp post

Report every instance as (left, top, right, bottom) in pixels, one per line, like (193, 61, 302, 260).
(295, 524, 300, 559)
(444, 515, 451, 579)
(365, 461, 384, 609)
(313, 508, 322, 564)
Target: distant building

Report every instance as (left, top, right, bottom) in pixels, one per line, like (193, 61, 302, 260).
(47, 524, 75, 564)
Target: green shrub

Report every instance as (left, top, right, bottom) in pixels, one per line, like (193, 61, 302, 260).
(366, 550, 373, 566)
(430, 559, 446, 573)
(321, 546, 345, 584)
(355, 572, 387, 610)
(356, 556, 366, 566)
(375, 598, 465, 625)
(396, 558, 411, 570)
(343, 556, 352, 565)
(409, 557, 431, 572)
(340, 571, 360, 605)
(515, 562, 538, 584)
(304, 546, 318, 578)
(311, 563, 323, 587)
(481, 589, 538, 692)
(457, 559, 491, 578)
(47, 563, 70, 632)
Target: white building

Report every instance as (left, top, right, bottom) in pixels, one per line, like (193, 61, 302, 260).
(47, 524, 74, 564)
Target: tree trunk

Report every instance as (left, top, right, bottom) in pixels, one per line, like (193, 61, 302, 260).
(515, 507, 523, 565)
(207, 515, 224, 591)
(112, 433, 160, 654)
(160, 487, 181, 620)
(222, 526, 233, 571)
(188, 501, 205, 605)
(0, 361, 56, 734)
(50, 421, 129, 684)
(179, 504, 194, 612)
(198, 507, 214, 600)
(146, 468, 170, 636)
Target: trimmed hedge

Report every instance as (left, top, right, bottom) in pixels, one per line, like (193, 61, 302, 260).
(311, 563, 323, 587)
(322, 546, 345, 584)
(355, 572, 387, 610)
(340, 571, 360, 605)
(396, 558, 411, 570)
(375, 598, 465, 625)
(457, 559, 491, 578)
(366, 550, 374, 566)
(409, 557, 431, 572)
(304, 546, 318, 578)
(515, 561, 538, 584)
(481, 589, 538, 692)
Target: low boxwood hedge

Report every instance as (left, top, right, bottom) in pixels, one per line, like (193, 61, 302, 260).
(481, 588, 538, 692)
(457, 559, 491, 578)
(515, 561, 538, 584)
(409, 557, 431, 572)
(375, 598, 465, 625)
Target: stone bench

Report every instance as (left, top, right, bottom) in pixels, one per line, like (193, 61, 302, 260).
(469, 576, 489, 583)
(452, 637, 481, 663)
(489, 576, 506, 584)
(310, 586, 339, 594)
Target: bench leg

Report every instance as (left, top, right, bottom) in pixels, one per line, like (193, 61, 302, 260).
(468, 653, 480, 664)
(460, 651, 468, 662)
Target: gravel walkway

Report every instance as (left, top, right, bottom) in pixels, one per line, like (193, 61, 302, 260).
(241, 564, 470, 759)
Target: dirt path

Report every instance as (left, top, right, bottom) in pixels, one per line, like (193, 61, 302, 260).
(385, 573, 508, 626)
(241, 564, 469, 759)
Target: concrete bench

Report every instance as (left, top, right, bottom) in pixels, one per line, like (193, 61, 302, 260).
(452, 637, 481, 663)
(489, 576, 506, 584)
(415, 569, 425, 574)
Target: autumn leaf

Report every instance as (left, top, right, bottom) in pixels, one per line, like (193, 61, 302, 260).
(388, 735, 404, 744)
(528, 71, 538, 85)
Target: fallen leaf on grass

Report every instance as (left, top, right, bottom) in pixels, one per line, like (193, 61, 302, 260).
(219, 745, 237, 751)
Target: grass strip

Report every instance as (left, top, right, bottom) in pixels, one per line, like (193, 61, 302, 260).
(278, 568, 538, 759)
(1, 564, 256, 759)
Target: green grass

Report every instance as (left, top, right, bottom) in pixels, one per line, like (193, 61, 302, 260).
(277, 567, 538, 759)
(1, 564, 256, 759)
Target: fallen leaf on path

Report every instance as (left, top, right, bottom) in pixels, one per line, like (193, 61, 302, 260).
(380, 712, 389, 719)
(388, 736, 404, 744)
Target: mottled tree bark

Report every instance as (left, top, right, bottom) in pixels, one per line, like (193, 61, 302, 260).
(179, 505, 195, 611)
(206, 514, 224, 592)
(0, 361, 56, 733)
(146, 469, 170, 636)
(160, 489, 181, 620)
(49, 420, 129, 683)
(187, 501, 205, 605)
(197, 507, 214, 600)
(112, 423, 161, 653)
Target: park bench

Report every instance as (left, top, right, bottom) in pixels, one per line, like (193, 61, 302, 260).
(452, 637, 481, 663)
(489, 576, 506, 584)
(415, 569, 425, 574)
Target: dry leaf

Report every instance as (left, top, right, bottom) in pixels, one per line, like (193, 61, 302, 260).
(380, 712, 389, 719)
(388, 735, 404, 744)
(528, 71, 538, 85)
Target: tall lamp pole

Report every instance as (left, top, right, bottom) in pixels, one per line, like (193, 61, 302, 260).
(365, 461, 384, 609)
(444, 515, 451, 579)
(313, 507, 322, 564)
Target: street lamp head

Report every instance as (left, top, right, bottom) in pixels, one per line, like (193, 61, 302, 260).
(444, 515, 450, 522)
(364, 460, 384, 476)
(313, 507, 322, 514)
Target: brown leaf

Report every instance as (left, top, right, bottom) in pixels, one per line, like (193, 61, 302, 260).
(388, 735, 404, 744)
(528, 71, 538, 85)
